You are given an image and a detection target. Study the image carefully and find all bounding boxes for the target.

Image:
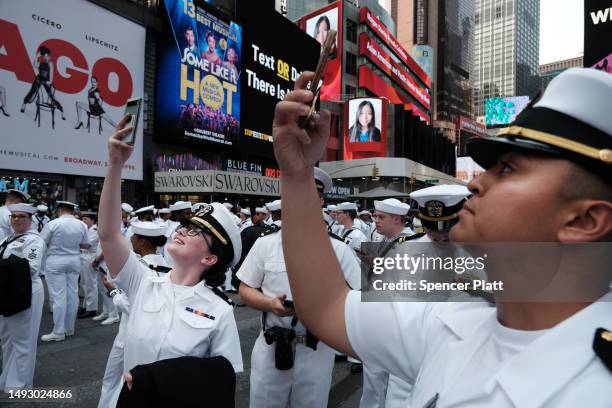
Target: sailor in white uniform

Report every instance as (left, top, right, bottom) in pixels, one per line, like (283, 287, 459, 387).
(40, 201, 90, 341)
(0, 204, 45, 390)
(383, 184, 472, 408)
(238, 168, 361, 408)
(77, 212, 100, 319)
(271, 68, 612, 408)
(239, 208, 252, 231)
(99, 117, 243, 407)
(97, 221, 169, 408)
(0, 189, 30, 242)
(32, 204, 50, 233)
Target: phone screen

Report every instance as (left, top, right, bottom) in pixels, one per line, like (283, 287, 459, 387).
(123, 98, 141, 145)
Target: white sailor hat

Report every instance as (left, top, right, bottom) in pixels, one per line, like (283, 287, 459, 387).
(158, 208, 171, 214)
(132, 221, 167, 237)
(322, 207, 329, 213)
(56, 201, 77, 210)
(468, 68, 612, 179)
(121, 203, 134, 213)
(81, 211, 97, 218)
(266, 200, 282, 212)
(170, 201, 191, 212)
(410, 185, 470, 231)
(135, 205, 155, 214)
(336, 202, 358, 211)
(37, 204, 48, 212)
(358, 210, 372, 216)
(255, 207, 268, 214)
(222, 202, 233, 210)
(7, 189, 30, 202)
(240, 208, 251, 216)
(374, 198, 410, 215)
(327, 204, 338, 212)
(186, 203, 242, 268)
(314, 167, 332, 193)
(8, 203, 36, 214)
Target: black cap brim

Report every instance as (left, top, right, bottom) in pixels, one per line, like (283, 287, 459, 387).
(466, 136, 562, 170)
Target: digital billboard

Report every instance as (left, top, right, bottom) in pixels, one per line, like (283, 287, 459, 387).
(485, 96, 529, 127)
(584, 0, 612, 73)
(300, 2, 343, 101)
(344, 97, 387, 160)
(0, 0, 145, 179)
(156, 0, 242, 146)
(241, 4, 320, 143)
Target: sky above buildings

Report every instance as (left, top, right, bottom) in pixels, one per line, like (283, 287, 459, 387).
(540, 0, 584, 64)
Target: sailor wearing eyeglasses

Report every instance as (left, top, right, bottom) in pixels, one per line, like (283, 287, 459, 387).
(0, 203, 45, 391)
(98, 113, 244, 407)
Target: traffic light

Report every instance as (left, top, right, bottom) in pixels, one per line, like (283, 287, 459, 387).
(372, 166, 379, 177)
(409, 176, 416, 184)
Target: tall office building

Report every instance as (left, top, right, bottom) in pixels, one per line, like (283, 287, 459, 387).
(391, 0, 474, 121)
(472, 0, 540, 117)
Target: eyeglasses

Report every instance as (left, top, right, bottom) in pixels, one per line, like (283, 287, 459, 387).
(10, 214, 30, 220)
(176, 224, 204, 237)
(176, 225, 213, 248)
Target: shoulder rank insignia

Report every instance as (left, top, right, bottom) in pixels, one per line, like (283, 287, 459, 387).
(593, 327, 612, 373)
(260, 224, 281, 237)
(211, 286, 234, 307)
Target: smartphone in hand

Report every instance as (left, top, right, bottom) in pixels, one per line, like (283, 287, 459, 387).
(282, 299, 294, 308)
(122, 97, 142, 145)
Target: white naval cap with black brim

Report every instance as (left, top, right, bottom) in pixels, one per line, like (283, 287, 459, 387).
(467, 68, 612, 180)
(183, 203, 242, 268)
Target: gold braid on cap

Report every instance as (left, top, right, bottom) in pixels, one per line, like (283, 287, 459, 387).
(190, 217, 228, 246)
(498, 126, 612, 164)
(417, 213, 459, 222)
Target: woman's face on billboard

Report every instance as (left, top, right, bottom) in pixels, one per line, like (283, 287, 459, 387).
(358, 104, 373, 129)
(207, 35, 216, 50)
(315, 19, 329, 45)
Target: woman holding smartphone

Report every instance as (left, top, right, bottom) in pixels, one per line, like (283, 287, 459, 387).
(98, 114, 243, 405)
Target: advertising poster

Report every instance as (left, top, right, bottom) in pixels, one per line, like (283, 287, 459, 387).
(0, 0, 145, 179)
(241, 4, 320, 144)
(157, 0, 242, 146)
(584, 0, 612, 73)
(300, 2, 343, 101)
(344, 97, 387, 160)
(412, 44, 434, 81)
(485, 96, 529, 127)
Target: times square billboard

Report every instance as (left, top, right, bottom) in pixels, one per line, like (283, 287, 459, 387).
(156, 0, 242, 146)
(156, 0, 320, 154)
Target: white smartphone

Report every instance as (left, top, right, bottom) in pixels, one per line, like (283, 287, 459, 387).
(123, 97, 142, 145)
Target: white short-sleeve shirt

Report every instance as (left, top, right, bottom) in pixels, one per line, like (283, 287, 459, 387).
(345, 291, 612, 407)
(114, 251, 243, 374)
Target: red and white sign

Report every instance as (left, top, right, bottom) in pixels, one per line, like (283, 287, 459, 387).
(359, 33, 430, 110)
(457, 116, 487, 136)
(0, 0, 145, 179)
(359, 7, 430, 87)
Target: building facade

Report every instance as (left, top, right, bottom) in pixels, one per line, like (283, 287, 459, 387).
(540, 56, 583, 90)
(391, 0, 474, 122)
(472, 0, 540, 117)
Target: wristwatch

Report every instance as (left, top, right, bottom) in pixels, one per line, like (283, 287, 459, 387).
(109, 288, 122, 298)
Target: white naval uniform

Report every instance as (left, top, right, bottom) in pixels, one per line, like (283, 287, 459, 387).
(96, 241, 118, 319)
(341, 227, 368, 256)
(40, 214, 90, 335)
(32, 214, 50, 233)
(80, 224, 100, 312)
(237, 226, 361, 408)
(0, 232, 45, 390)
(0, 205, 12, 242)
(240, 219, 253, 231)
(109, 251, 243, 407)
(346, 292, 612, 407)
(98, 253, 167, 408)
